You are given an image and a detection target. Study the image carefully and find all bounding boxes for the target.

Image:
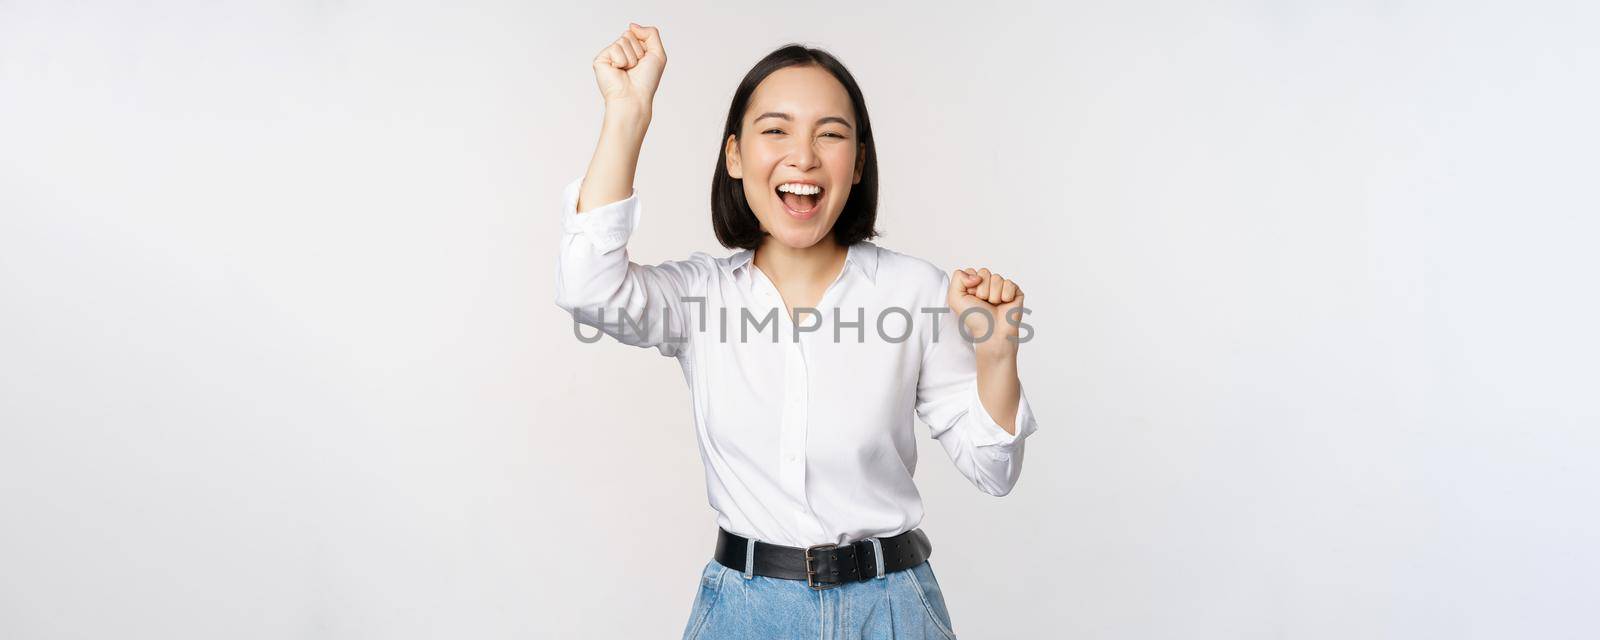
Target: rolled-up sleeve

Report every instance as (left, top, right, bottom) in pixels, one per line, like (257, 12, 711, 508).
(553, 176, 706, 359)
(913, 271, 1040, 496)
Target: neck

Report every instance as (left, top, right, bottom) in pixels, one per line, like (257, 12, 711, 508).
(753, 236, 849, 289)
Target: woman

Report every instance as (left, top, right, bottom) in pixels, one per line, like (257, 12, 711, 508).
(555, 23, 1040, 640)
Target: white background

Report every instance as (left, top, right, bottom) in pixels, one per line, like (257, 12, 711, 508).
(3, 1, 1597, 638)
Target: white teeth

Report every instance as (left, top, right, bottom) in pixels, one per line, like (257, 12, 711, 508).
(777, 183, 822, 196)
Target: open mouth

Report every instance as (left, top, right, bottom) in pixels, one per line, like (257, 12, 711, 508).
(775, 184, 824, 218)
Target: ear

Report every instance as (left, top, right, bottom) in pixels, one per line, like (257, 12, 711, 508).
(853, 142, 866, 184)
(725, 134, 743, 180)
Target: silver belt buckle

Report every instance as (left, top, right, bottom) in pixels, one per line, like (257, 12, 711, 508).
(804, 543, 842, 590)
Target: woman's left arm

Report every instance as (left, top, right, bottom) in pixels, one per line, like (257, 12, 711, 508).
(952, 267, 1027, 433)
(914, 267, 1039, 497)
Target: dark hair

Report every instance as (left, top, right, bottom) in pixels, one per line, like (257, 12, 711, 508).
(711, 44, 880, 250)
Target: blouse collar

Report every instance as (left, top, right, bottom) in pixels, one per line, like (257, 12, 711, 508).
(728, 240, 879, 285)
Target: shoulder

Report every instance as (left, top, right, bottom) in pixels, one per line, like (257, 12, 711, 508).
(644, 248, 739, 270)
(866, 242, 951, 301)
(689, 247, 751, 275)
(643, 248, 750, 290)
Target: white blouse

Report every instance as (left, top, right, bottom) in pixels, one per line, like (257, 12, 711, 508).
(554, 176, 1039, 548)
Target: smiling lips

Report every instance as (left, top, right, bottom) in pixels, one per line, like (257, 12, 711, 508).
(776, 182, 824, 219)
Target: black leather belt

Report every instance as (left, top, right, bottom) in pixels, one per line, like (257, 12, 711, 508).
(713, 526, 933, 590)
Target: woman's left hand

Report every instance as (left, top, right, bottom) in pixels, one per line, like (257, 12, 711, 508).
(947, 267, 1026, 357)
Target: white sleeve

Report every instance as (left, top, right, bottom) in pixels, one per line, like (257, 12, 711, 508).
(553, 176, 707, 359)
(913, 270, 1039, 496)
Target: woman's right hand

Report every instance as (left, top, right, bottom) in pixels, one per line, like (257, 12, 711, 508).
(592, 23, 666, 118)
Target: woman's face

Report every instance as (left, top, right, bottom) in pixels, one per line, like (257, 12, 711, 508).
(726, 65, 866, 251)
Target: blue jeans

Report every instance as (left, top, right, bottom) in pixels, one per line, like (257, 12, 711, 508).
(680, 556, 959, 639)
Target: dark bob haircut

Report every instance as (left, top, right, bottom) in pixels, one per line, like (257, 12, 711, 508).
(711, 44, 880, 250)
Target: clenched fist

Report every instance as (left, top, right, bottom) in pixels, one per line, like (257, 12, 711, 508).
(947, 267, 1027, 354)
(592, 23, 667, 116)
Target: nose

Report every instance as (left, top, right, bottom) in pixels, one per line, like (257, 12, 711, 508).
(783, 139, 820, 172)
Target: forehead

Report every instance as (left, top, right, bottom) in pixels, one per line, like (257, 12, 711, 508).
(746, 65, 855, 125)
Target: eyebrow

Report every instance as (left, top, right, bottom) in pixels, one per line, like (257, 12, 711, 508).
(753, 112, 853, 130)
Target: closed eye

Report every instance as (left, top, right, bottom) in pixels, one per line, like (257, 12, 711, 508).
(763, 129, 846, 138)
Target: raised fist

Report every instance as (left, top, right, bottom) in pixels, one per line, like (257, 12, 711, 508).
(592, 23, 667, 115)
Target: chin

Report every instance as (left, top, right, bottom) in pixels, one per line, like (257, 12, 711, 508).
(766, 224, 832, 250)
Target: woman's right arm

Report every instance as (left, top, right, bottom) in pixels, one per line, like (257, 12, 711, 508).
(577, 22, 661, 214)
(555, 24, 705, 359)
